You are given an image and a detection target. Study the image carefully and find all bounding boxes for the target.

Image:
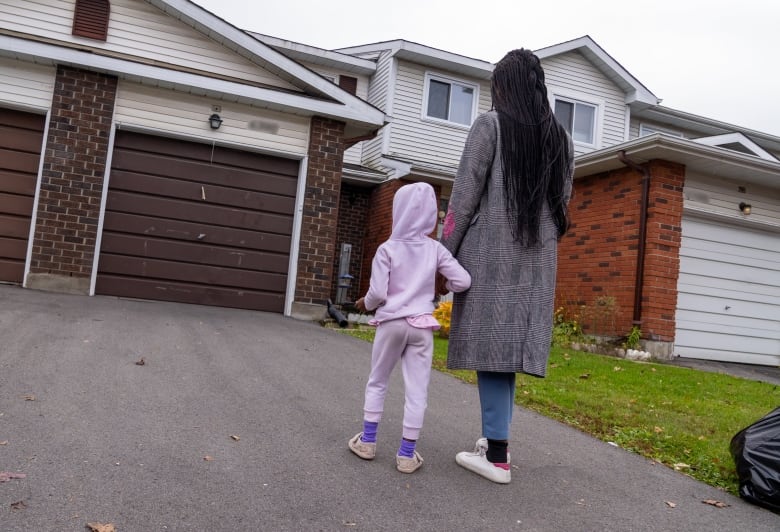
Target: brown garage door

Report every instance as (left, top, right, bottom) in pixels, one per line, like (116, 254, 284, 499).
(0, 108, 45, 284)
(96, 131, 299, 312)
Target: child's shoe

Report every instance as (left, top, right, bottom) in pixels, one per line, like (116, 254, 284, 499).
(455, 439, 511, 484)
(348, 432, 376, 460)
(396, 451, 423, 473)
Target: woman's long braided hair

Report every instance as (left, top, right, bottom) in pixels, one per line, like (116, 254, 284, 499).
(492, 49, 572, 245)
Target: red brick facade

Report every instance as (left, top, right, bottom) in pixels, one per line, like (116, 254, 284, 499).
(295, 116, 347, 305)
(29, 65, 117, 288)
(556, 160, 685, 342)
(332, 184, 371, 304)
(357, 180, 404, 297)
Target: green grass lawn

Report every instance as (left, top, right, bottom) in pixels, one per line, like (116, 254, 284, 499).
(337, 327, 780, 495)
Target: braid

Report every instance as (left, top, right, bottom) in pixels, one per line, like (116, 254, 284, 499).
(492, 49, 571, 245)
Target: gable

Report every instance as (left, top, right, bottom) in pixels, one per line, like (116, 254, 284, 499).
(0, 0, 301, 91)
(692, 133, 779, 162)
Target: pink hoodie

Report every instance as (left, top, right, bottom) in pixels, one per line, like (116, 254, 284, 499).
(363, 182, 471, 323)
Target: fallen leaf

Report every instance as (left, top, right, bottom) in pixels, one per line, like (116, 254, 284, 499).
(0, 472, 26, 482)
(0, 440, 8, 445)
(23, 394, 36, 401)
(673, 463, 690, 470)
(549, 363, 559, 368)
(702, 499, 729, 508)
(665, 501, 676, 508)
(343, 521, 357, 527)
(654, 426, 664, 433)
(135, 357, 145, 366)
(10, 500, 27, 510)
(578, 373, 590, 379)
(86, 523, 116, 532)
(230, 435, 240, 441)
(613, 366, 624, 371)
(203, 455, 214, 461)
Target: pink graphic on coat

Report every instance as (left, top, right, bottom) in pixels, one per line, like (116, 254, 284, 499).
(442, 211, 455, 238)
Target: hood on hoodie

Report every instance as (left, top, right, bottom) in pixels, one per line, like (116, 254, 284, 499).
(391, 182, 439, 240)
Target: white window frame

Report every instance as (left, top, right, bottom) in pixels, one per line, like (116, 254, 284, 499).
(422, 72, 479, 129)
(550, 90, 603, 149)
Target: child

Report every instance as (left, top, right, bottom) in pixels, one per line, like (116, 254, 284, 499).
(348, 182, 471, 473)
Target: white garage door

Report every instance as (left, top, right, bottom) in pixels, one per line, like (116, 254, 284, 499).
(674, 216, 780, 365)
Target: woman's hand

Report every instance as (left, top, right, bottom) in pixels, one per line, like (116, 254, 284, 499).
(355, 297, 367, 313)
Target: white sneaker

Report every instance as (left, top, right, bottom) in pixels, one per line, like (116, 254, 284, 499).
(455, 438, 511, 484)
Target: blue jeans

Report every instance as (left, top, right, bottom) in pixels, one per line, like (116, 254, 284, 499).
(477, 371, 516, 440)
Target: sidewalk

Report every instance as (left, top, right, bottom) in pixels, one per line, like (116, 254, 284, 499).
(1, 284, 778, 531)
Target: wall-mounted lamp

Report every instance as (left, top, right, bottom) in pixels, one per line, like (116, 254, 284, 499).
(208, 113, 223, 130)
(739, 202, 752, 215)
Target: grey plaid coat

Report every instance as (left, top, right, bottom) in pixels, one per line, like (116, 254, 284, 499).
(440, 111, 573, 377)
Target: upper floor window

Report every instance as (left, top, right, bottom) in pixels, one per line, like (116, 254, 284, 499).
(72, 0, 110, 41)
(554, 96, 596, 145)
(423, 73, 478, 127)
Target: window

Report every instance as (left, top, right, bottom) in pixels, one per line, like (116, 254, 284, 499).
(554, 97, 596, 145)
(424, 74, 477, 126)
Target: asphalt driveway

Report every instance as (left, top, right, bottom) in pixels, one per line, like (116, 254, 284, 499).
(1, 284, 778, 531)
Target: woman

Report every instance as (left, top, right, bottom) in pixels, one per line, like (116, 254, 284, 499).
(439, 49, 573, 484)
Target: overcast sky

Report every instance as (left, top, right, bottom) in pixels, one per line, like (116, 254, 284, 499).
(192, 0, 780, 137)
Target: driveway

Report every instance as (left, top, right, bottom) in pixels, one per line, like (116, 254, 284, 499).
(1, 284, 777, 531)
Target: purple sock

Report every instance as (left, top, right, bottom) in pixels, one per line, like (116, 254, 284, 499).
(361, 421, 378, 443)
(398, 438, 416, 458)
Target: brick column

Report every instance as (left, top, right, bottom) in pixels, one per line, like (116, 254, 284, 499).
(27, 66, 117, 294)
(292, 116, 346, 318)
(358, 179, 404, 296)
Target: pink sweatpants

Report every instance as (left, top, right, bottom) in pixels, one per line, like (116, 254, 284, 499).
(363, 318, 434, 440)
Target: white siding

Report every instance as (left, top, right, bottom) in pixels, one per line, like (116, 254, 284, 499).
(675, 216, 780, 365)
(114, 82, 309, 157)
(387, 60, 491, 169)
(684, 172, 780, 229)
(360, 50, 393, 168)
(0, 57, 55, 110)
(0, 0, 300, 91)
(628, 118, 699, 140)
(543, 51, 627, 154)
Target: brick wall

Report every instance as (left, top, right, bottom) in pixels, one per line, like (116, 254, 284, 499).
(556, 160, 685, 341)
(359, 180, 403, 296)
(28, 65, 117, 291)
(332, 184, 370, 303)
(295, 116, 346, 305)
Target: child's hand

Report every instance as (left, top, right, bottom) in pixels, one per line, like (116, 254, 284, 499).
(355, 297, 367, 313)
(435, 273, 449, 296)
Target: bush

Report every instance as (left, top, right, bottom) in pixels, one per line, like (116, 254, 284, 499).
(552, 306, 584, 347)
(433, 301, 452, 338)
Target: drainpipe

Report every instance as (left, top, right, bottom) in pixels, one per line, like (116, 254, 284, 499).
(617, 150, 650, 327)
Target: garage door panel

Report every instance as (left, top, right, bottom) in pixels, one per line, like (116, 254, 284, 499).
(111, 151, 298, 196)
(675, 329, 778, 357)
(99, 254, 286, 292)
(0, 148, 41, 174)
(102, 212, 291, 254)
(98, 131, 298, 312)
(0, 125, 45, 153)
(96, 275, 285, 313)
(681, 250, 779, 276)
(0, 259, 23, 282)
(0, 171, 36, 195)
(677, 278, 780, 304)
(108, 170, 295, 215)
(0, 192, 34, 216)
(0, 108, 46, 130)
(100, 233, 290, 274)
(0, 214, 31, 238)
(676, 309, 779, 337)
(106, 191, 293, 235)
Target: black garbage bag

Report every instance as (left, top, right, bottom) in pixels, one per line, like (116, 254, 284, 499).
(730, 406, 780, 512)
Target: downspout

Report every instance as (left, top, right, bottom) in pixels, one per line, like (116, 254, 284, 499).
(617, 150, 650, 327)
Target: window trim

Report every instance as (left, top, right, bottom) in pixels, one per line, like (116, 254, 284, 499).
(421, 72, 479, 129)
(550, 90, 603, 149)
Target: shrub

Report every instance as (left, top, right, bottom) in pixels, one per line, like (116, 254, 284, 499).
(433, 301, 452, 338)
(552, 306, 584, 347)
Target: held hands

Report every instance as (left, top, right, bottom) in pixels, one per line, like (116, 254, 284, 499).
(435, 273, 450, 296)
(355, 297, 367, 313)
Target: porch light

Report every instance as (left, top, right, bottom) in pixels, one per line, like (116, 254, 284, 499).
(208, 113, 223, 130)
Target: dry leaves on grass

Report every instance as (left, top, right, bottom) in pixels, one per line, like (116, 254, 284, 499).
(203, 455, 214, 461)
(135, 357, 145, 366)
(10, 500, 27, 510)
(665, 501, 677, 508)
(86, 523, 116, 532)
(230, 435, 240, 441)
(23, 394, 36, 401)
